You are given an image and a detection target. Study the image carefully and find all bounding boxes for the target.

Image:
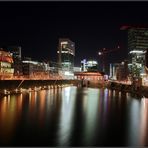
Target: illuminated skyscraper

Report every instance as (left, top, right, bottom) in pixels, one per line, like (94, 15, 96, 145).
(128, 28, 148, 52)
(127, 27, 148, 77)
(57, 38, 75, 72)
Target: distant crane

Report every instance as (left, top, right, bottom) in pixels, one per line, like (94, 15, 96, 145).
(98, 46, 120, 73)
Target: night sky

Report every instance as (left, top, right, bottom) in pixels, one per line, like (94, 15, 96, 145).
(0, 1, 148, 67)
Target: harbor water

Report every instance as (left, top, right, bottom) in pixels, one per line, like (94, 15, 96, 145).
(0, 86, 148, 146)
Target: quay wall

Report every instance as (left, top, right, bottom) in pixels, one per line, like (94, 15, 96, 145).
(0, 79, 80, 90)
(109, 81, 148, 97)
(1, 79, 148, 98)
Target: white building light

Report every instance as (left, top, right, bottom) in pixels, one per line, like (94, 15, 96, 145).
(22, 61, 39, 65)
(129, 50, 146, 54)
(64, 71, 74, 76)
(61, 41, 68, 45)
(98, 52, 102, 55)
(87, 60, 98, 66)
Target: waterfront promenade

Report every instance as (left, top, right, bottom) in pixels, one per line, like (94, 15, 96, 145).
(0, 78, 148, 98)
(0, 79, 79, 97)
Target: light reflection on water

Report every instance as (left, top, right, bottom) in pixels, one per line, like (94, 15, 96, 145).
(140, 98, 148, 146)
(0, 86, 148, 146)
(57, 87, 76, 146)
(82, 88, 100, 146)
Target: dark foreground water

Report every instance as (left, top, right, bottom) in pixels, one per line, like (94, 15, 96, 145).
(0, 86, 148, 146)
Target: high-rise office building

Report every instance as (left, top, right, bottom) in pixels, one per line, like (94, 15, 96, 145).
(8, 46, 22, 76)
(127, 27, 148, 77)
(128, 28, 148, 52)
(57, 38, 75, 72)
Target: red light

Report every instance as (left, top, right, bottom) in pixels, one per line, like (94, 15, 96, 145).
(120, 25, 130, 30)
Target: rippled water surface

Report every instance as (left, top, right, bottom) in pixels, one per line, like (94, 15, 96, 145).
(0, 86, 148, 146)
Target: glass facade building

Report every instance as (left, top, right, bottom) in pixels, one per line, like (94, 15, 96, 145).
(128, 28, 148, 51)
(57, 38, 75, 72)
(128, 28, 148, 77)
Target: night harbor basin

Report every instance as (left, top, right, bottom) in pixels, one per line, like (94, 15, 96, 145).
(0, 85, 148, 146)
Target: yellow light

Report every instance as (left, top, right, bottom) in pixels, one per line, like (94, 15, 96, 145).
(4, 89, 7, 94)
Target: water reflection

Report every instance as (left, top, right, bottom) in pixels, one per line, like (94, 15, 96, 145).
(57, 86, 77, 146)
(0, 87, 148, 146)
(126, 96, 148, 146)
(126, 98, 141, 146)
(0, 94, 23, 144)
(140, 98, 148, 146)
(102, 89, 110, 127)
(82, 88, 99, 145)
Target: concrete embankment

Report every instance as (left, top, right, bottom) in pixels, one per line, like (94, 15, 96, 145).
(0, 79, 79, 89)
(0, 79, 80, 98)
(1, 80, 148, 98)
(109, 81, 148, 98)
(79, 80, 108, 88)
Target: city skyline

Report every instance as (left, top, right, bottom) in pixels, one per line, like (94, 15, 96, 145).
(1, 2, 148, 147)
(0, 1, 148, 66)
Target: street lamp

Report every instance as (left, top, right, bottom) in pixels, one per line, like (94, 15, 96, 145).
(98, 52, 102, 55)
